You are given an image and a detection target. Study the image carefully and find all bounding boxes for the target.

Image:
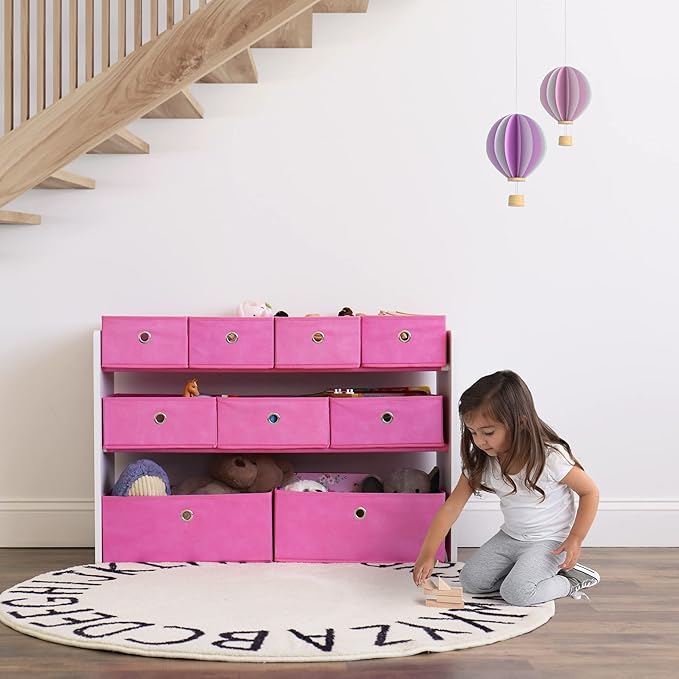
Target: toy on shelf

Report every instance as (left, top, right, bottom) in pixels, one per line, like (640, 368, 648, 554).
(360, 467, 440, 494)
(183, 378, 200, 397)
(111, 459, 171, 497)
(423, 576, 464, 609)
(238, 301, 274, 317)
(282, 479, 328, 492)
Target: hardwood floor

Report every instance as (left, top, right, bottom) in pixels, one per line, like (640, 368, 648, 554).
(1, 548, 677, 678)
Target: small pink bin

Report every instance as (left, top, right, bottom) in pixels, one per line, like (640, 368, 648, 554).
(188, 317, 274, 369)
(274, 316, 361, 369)
(330, 395, 445, 450)
(103, 396, 217, 450)
(103, 493, 272, 562)
(274, 490, 447, 562)
(101, 316, 188, 370)
(217, 397, 329, 450)
(360, 315, 447, 368)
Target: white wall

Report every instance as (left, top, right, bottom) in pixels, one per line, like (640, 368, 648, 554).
(1, 0, 677, 547)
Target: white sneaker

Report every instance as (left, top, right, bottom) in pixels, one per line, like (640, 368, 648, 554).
(561, 563, 600, 599)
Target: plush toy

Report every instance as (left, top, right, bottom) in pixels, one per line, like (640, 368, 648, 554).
(360, 467, 440, 494)
(174, 476, 238, 495)
(282, 479, 328, 492)
(183, 378, 200, 397)
(209, 454, 294, 493)
(238, 301, 273, 317)
(111, 459, 171, 496)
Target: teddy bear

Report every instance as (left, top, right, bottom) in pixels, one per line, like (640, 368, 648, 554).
(360, 467, 440, 494)
(175, 454, 294, 495)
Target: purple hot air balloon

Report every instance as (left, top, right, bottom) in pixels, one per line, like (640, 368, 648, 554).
(540, 66, 591, 146)
(486, 113, 545, 207)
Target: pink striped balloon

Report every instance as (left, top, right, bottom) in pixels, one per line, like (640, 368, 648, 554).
(540, 66, 591, 144)
(486, 113, 545, 180)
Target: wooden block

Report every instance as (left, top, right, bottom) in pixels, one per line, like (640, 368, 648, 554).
(143, 89, 204, 119)
(438, 576, 451, 590)
(199, 49, 258, 84)
(425, 599, 464, 609)
(0, 210, 41, 225)
(88, 128, 150, 154)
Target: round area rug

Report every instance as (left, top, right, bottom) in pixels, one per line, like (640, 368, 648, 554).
(0, 561, 554, 662)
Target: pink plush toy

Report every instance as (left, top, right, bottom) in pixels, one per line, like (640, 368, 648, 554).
(238, 301, 274, 317)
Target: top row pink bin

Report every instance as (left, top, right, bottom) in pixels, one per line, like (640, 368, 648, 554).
(101, 315, 446, 370)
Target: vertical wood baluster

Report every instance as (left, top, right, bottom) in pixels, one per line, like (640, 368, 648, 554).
(151, 0, 158, 38)
(37, 1, 46, 112)
(53, 0, 62, 104)
(102, 0, 110, 70)
(183, 0, 190, 18)
(134, 0, 141, 48)
(20, 0, 29, 122)
(85, 0, 93, 80)
(69, 0, 77, 92)
(118, 0, 126, 60)
(167, 0, 173, 28)
(200, 0, 206, 7)
(3, 0, 13, 133)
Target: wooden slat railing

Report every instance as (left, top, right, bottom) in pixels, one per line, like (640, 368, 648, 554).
(0, 0, 321, 209)
(2, 0, 228, 137)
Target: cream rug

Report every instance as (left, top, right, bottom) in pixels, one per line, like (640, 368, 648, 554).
(0, 561, 554, 662)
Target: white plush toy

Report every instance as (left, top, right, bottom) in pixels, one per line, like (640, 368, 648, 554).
(282, 479, 328, 492)
(238, 301, 274, 317)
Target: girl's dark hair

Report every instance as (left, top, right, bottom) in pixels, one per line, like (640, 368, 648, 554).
(459, 370, 582, 501)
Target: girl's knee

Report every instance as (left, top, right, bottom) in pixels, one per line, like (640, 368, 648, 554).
(499, 577, 537, 607)
(459, 563, 500, 594)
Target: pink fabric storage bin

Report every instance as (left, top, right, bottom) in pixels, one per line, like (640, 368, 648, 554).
(330, 396, 445, 449)
(101, 316, 188, 370)
(274, 316, 361, 369)
(360, 315, 447, 368)
(217, 397, 329, 449)
(103, 396, 217, 450)
(103, 493, 273, 562)
(188, 317, 274, 369)
(274, 490, 447, 562)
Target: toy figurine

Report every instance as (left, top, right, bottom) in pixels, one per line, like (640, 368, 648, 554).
(183, 378, 200, 397)
(238, 301, 274, 317)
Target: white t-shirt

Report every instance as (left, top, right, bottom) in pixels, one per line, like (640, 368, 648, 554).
(469, 444, 576, 542)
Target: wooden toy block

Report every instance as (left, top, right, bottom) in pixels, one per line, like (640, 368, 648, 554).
(422, 577, 465, 608)
(425, 599, 465, 609)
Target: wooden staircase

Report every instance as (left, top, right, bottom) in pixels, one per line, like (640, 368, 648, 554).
(0, 0, 369, 225)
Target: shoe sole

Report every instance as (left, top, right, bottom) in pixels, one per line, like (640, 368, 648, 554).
(572, 563, 600, 583)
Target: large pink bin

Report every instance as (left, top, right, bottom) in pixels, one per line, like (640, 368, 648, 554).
(101, 316, 188, 370)
(103, 493, 273, 562)
(361, 315, 447, 368)
(188, 317, 274, 369)
(103, 396, 217, 450)
(217, 397, 329, 450)
(274, 316, 361, 369)
(330, 396, 445, 450)
(274, 490, 447, 562)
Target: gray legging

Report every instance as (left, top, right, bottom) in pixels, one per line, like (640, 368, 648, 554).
(460, 529, 572, 606)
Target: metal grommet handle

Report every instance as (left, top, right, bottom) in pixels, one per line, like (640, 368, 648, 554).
(312, 331, 325, 344)
(138, 330, 152, 344)
(354, 507, 367, 520)
(267, 413, 281, 424)
(398, 330, 412, 343)
(154, 412, 167, 425)
(381, 411, 394, 424)
(225, 331, 239, 344)
(180, 509, 193, 522)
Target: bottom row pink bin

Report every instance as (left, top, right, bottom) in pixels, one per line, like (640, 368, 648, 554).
(102, 493, 273, 562)
(273, 489, 447, 563)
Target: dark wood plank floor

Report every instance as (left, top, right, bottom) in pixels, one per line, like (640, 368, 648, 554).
(1, 548, 677, 678)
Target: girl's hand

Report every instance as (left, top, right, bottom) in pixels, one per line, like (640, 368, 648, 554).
(551, 535, 582, 571)
(413, 555, 436, 586)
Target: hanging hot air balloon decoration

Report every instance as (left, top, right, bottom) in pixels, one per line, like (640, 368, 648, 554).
(486, 113, 545, 207)
(540, 66, 591, 146)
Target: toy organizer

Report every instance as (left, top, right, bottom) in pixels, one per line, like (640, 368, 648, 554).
(94, 315, 455, 563)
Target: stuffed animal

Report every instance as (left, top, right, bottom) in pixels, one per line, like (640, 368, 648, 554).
(173, 476, 239, 495)
(282, 479, 328, 492)
(183, 378, 200, 397)
(209, 454, 294, 493)
(111, 459, 171, 496)
(238, 301, 273, 317)
(360, 467, 440, 494)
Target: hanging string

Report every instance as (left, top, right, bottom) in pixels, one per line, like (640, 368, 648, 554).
(515, 0, 518, 112)
(564, 0, 568, 65)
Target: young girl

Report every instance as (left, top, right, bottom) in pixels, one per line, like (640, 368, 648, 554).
(413, 370, 600, 605)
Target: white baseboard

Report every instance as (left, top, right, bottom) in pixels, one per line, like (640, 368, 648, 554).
(1, 498, 677, 548)
(456, 498, 679, 547)
(0, 499, 94, 548)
